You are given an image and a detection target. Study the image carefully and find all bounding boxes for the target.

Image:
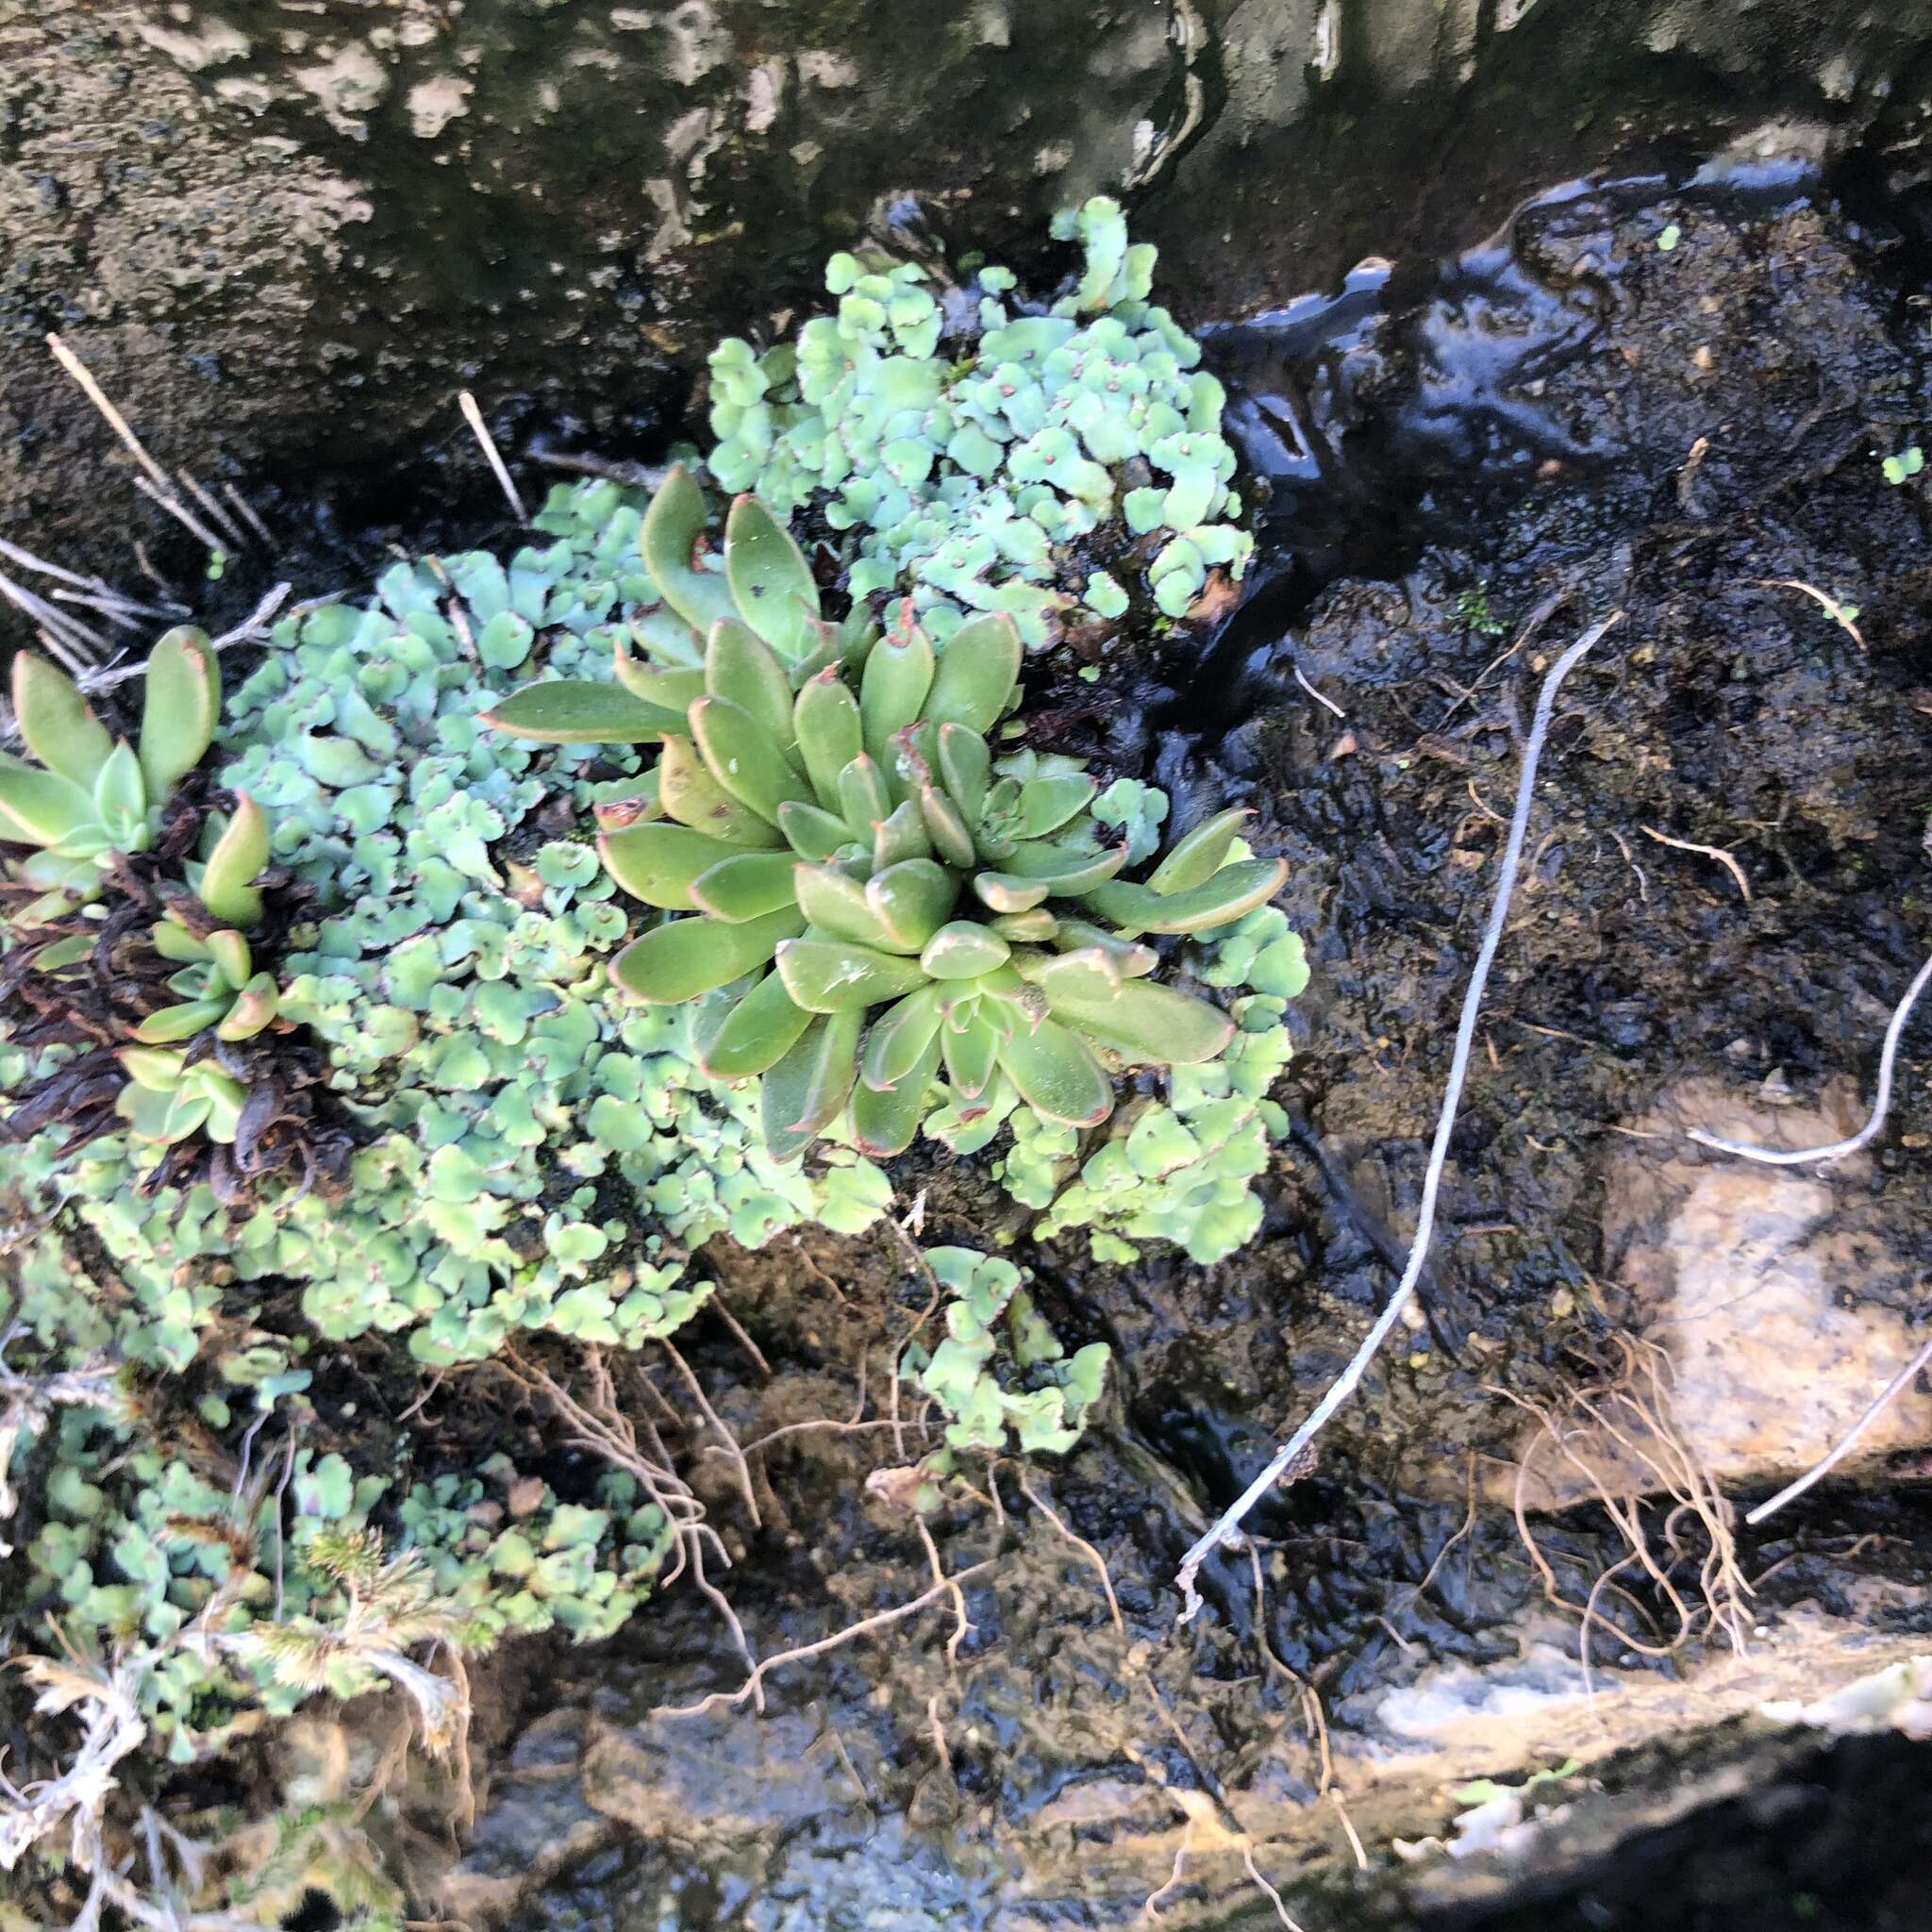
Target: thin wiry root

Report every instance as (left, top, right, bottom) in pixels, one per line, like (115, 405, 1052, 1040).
(1018, 1470, 1124, 1636)
(653, 1558, 1000, 1721)
(1493, 1332, 1752, 1695)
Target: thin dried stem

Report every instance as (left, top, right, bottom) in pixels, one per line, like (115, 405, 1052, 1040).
(653, 1559, 999, 1720)
(132, 475, 228, 556)
(1177, 612, 1623, 1618)
(46, 333, 177, 498)
(1640, 824, 1752, 903)
(659, 1337, 760, 1530)
(1690, 949, 1932, 1167)
(175, 469, 251, 554)
(1745, 1332, 1932, 1525)
(458, 391, 528, 525)
(1017, 1471, 1124, 1635)
(221, 482, 276, 550)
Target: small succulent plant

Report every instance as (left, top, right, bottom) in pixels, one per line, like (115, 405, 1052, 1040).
(0, 629, 221, 924)
(703, 197, 1251, 647)
(485, 464, 874, 748)
(906, 1245, 1110, 1457)
(489, 492, 1285, 1160)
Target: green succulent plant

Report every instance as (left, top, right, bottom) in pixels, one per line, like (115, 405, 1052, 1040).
(484, 464, 874, 748)
(704, 197, 1252, 646)
(0, 629, 221, 923)
(111, 1044, 251, 1146)
(133, 920, 279, 1045)
(490, 512, 1284, 1159)
(906, 1245, 1109, 1456)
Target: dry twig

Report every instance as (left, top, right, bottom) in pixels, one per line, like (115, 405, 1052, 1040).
(458, 391, 528, 525)
(1688, 949, 1932, 1168)
(1175, 612, 1624, 1618)
(1639, 824, 1752, 903)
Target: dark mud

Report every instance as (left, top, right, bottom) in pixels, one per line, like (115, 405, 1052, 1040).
(331, 169, 1932, 1930)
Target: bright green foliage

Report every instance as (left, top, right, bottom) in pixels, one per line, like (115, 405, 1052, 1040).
(128, 921, 279, 1048)
(932, 901, 1307, 1266)
(497, 522, 1286, 1161)
(0, 630, 219, 922)
(5, 513, 890, 1386)
(904, 1245, 1109, 1455)
(486, 466, 878, 749)
(11, 1395, 667, 1769)
(705, 197, 1251, 646)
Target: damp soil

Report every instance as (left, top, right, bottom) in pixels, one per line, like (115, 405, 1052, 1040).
(291, 164, 1932, 1931)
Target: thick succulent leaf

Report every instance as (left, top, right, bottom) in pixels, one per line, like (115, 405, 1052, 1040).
(1078, 858, 1287, 935)
(991, 908, 1058, 942)
(138, 627, 219, 801)
(998, 840, 1126, 891)
(628, 605, 708, 671)
(936, 724, 990, 825)
(775, 936, 930, 1013)
(917, 783, 976, 870)
(166, 962, 215, 1001)
(1015, 945, 1119, 1003)
(1052, 919, 1158, 977)
(200, 1076, 246, 1145)
(793, 670, 864, 810)
(972, 871, 1052, 914)
(641, 462, 738, 638)
(836, 755, 891, 844)
(795, 862, 899, 949)
(14, 654, 111, 787)
(1147, 806, 1254, 895)
(872, 798, 930, 873)
(786, 620, 845, 685)
(878, 719, 933, 800)
(866, 858, 957, 952)
(838, 602, 879, 671)
(92, 741, 146, 833)
(1013, 773, 1098, 840)
(612, 646, 706, 719)
(724, 493, 822, 664)
(920, 921, 1011, 979)
(118, 1045, 186, 1091)
(0, 751, 98, 850)
(483, 679, 679, 744)
(921, 611, 1021, 734)
(1035, 974, 1235, 1065)
(601, 821, 751, 908)
(119, 1082, 193, 1143)
(611, 906, 804, 1003)
(851, 1030, 941, 1157)
(859, 616, 936, 764)
(691, 696, 816, 825)
(997, 1016, 1115, 1127)
(760, 1008, 862, 1158)
(941, 1010, 1002, 1099)
(689, 850, 801, 922)
(658, 735, 784, 847)
(701, 968, 813, 1078)
(132, 996, 233, 1044)
(215, 972, 280, 1042)
(150, 920, 210, 964)
(592, 781, 661, 833)
(203, 928, 254, 989)
(706, 618, 801, 761)
(859, 985, 945, 1090)
(777, 800, 853, 863)
(198, 792, 269, 926)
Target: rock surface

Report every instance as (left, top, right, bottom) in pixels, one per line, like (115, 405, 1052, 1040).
(8, 0, 1932, 605)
